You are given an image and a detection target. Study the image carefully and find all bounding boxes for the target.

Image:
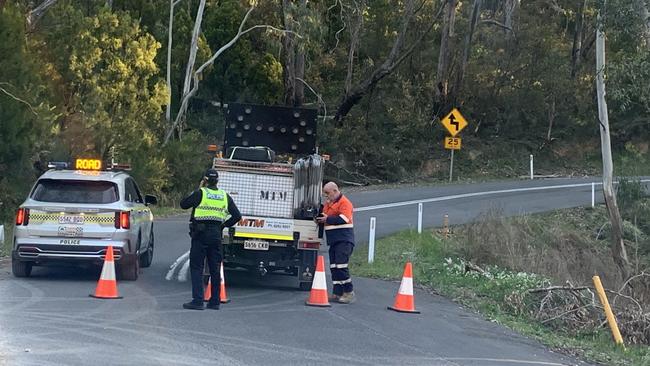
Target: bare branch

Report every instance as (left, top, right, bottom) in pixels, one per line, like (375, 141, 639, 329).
(528, 286, 591, 293)
(164, 7, 298, 144)
(296, 77, 328, 124)
(480, 19, 513, 33)
(618, 272, 649, 294)
(0, 84, 38, 116)
(541, 304, 594, 324)
(27, 0, 58, 30)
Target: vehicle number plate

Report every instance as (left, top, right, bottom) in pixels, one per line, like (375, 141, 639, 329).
(243, 240, 269, 251)
(59, 239, 80, 245)
(59, 215, 84, 225)
(58, 226, 83, 237)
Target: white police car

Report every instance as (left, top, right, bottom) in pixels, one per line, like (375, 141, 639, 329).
(11, 159, 156, 280)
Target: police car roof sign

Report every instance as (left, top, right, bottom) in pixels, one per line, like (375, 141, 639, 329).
(75, 159, 102, 171)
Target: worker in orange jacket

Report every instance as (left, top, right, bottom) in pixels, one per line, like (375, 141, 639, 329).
(316, 182, 355, 304)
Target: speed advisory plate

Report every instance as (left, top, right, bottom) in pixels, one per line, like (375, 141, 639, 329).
(243, 240, 269, 251)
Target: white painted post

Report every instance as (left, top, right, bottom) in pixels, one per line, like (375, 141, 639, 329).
(530, 154, 534, 180)
(592, 182, 596, 208)
(417, 203, 423, 234)
(368, 217, 376, 263)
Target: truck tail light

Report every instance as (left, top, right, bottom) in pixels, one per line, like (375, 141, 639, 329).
(298, 240, 320, 250)
(115, 211, 130, 229)
(16, 208, 29, 226)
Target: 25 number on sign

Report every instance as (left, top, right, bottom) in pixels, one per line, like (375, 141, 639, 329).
(444, 137, 462, 150)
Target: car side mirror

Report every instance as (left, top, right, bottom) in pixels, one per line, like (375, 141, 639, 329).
(145, 194, 158, 206)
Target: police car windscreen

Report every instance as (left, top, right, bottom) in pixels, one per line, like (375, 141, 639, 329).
(32, 179, 119, 204)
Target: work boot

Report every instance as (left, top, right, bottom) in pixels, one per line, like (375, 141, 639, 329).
(328, 294, 340, 302)
(183, 300, 205, 310)
(337, 291, 356, 304)
(206, 302, 220, 310)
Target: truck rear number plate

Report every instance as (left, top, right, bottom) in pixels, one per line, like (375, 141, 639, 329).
(59, 216, 84, 225)
(58, 226, 83, 237)
(59, 239, 80, 245)
(244, 240, 269, 251)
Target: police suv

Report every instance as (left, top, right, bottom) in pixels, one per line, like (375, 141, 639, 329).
(11, 159, 157, 280)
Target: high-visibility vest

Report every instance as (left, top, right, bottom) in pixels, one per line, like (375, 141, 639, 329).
(194, 188, 229, 222)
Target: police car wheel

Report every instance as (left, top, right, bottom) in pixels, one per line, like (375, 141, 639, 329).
(139, 231, 154, 268)
(12, 260, 33, 278)
(119, 256, 139, 281)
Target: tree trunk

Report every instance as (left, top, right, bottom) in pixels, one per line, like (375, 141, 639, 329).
(596, 12, 630, 280)
(454, 0, 482, 100)
(293, 0, 307, 106)
(546, 98, 555, 142)
(434, 0, 458, 117)
(503, 0, 519, 39)
(281, 0, 296, 106)
(294, 48, 305, 106)
(345, 1, 364, 96)
(636, 0, 650, 48)
(176, 0, 206, 140)
(570, 0, 586, 79)
(166, 0, 181, 124)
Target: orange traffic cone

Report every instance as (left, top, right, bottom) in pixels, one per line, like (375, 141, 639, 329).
(90, 246, 122, 299)
(219, 262, 230, 303)
(204, 277, 212, 302)
(204, 263, 231, 303)
(305, 255, 331, 307)
(388, 262, 420, 313)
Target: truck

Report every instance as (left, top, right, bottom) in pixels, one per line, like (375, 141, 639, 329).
(213, 103, 324, 290)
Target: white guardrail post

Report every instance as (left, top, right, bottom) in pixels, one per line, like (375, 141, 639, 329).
(368, 217, 376, 264)
(592, 182, 596, 208)
(417, 203, 423, 234)
(530, 154, 534, 180)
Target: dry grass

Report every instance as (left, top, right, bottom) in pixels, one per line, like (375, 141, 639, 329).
(447, 205, 650, 345)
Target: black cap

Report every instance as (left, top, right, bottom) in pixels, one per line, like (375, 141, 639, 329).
(204, 169, 219, 179)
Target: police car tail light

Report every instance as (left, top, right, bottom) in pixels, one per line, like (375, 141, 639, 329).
(114, 211, 130, 229)
(15, 208, 29, 226)
(298, 240, 320, 250)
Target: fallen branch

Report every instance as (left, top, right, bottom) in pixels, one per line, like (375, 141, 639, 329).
(528, 285, 591, 294)
(541, 304, 595, 324)
(464, 261, 487, 275)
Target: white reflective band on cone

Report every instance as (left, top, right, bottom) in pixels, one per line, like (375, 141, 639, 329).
(100, 262, 116, 281)
(312, 271, 327, 290)
(398, 277, 414, 296)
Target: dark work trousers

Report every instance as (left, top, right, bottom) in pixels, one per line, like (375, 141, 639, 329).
(329, 241, 354, 296)
(189, 225, 222, 304)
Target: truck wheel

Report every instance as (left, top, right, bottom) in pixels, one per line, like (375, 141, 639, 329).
(12, 260, 33, 278)
(299, 281, 312, 291)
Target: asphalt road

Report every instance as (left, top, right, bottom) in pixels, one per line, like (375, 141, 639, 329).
(1, 177, 648, 366)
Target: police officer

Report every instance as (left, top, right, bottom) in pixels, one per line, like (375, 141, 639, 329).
(316, 182, 356, 304)
(180, 169, 241, 310)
